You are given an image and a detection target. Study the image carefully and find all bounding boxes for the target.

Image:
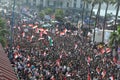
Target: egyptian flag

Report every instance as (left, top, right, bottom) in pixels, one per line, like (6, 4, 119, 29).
(109, 75, 114, 80)
(87, 56, 91, 63)
(96, 67, 100, 74)
(106, 48, 111, 53)
(113, 57, 117, 63)
(35, 28, 39, 33)
(18, 26, 21, 31)
(14, 53, 18, 59)
(22, 24, 26, 27)
(27, 55, 31, 61)
(50, 76, 56, 80)
(27, 63, 31, 67)
(43, 30, 47, 34)
(39, 32, 43, 37)
(29, 35, 34, 42)
(43, 51, 47, 56)
(22, 32, 25, 37)
(74, 43, 78, 49)
(87, 71, 91, 80)
(60, 32, 65, 36)
(39, 28, 44, 32)
(56, 59, 60, 66)
(29, 24, 33, 27)
(101, 69, 106, 78)
(59, 54, 62, 59)
(38, 37, 44, 40)
(63, 28, 67, 33)
(16, 45, 20, 50)
(100, 48, 105, 54)
(32, 25, 38, 29)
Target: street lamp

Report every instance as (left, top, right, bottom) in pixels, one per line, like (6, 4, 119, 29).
(10, 0, 15, 49)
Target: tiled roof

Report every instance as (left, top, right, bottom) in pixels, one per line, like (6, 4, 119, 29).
(0, 44, 18, 80)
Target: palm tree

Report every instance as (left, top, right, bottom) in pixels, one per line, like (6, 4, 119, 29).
(88, 0, 98, 29)
(93, 0, 103, 42)
(114, 0, 120, 32)
(109, 26, 120, 46)
(81, 0, 91, 27)
(109, 26, 120, 60)
(102, 0, 115, 42)
(0, 18, 8, 47)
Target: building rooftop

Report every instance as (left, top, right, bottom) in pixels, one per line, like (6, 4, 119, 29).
(0, 44, 18, 80)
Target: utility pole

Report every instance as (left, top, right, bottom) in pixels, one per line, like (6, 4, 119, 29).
(9, 0, 15, 60)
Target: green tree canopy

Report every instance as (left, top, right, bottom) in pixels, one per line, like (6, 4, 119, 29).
(0, 18, 8, 47)
(55, 9, 64, 21)
(44, 8, 53, 15)
(109, 25, 120, 47)
(39, 10, 45, 20)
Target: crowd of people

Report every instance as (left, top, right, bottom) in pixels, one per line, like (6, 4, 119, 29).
(4, 19, 120, 80)
(1, 8, 118, 80)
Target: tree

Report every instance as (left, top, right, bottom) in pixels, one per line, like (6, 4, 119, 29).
(109, 25, 120, 47)
(81, 0, 91, 27)
(102, 0, 116, 42)
(55, 9, 64, 22)
(39, 10, 45, 20)
(114, 0, 120, 32)
(44, 8, 53, 15)
(93, 0, 103, 42)
(0, 18, 8, 47)
(89, 0, 98, 29)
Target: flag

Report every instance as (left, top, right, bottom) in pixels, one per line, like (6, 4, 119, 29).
(18, 26, 21, 31)
(40, 32, 43, 37)
(38, 37, 44, 40)
(43, 51, 46, 56)
(87, 72, 91, 80)
(22, 32, 25, 37)
(60, 32, 65, 36)
(56, 59, 60, 66)
(74, 43, 78, 49)
(43, 30, 47, 34)
(27, 55, 31, 61)
(106, 48, 111, 53)
(39, 28, 44, 32)
(22, 24, 26, 27)
(63, 28, 67, 33)
(32, 25, 38, 29)
(113, 57, 117, 63)
(35, 28, 39, 33)
(101, 69, 106, 78)
(109, 75, 114, 80)
(96, 67, 100, 74)
(29, 24, 33, 27)
(100, 48, 105, 54)
(14, 54, 18, 59)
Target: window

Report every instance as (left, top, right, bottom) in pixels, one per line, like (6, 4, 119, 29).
(47, 0, 49, 6)
(74, 3, 76, 8)
(80, 4, 82, 8)
(54, 1, 56, 7)
(74, 0, 77, 2)
(60, 2, 63, 7)
(67, 2, 69, 7)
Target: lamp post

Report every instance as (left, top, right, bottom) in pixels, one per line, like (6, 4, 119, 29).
(10, 0, 15, 49)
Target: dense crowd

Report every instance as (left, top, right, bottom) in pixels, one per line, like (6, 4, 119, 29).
(4, 15, 120, 80)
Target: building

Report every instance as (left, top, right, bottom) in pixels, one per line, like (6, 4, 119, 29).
(24, 0, 91, 11)
(0, 44, 17, 80)
(94, 3, 120, 16)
